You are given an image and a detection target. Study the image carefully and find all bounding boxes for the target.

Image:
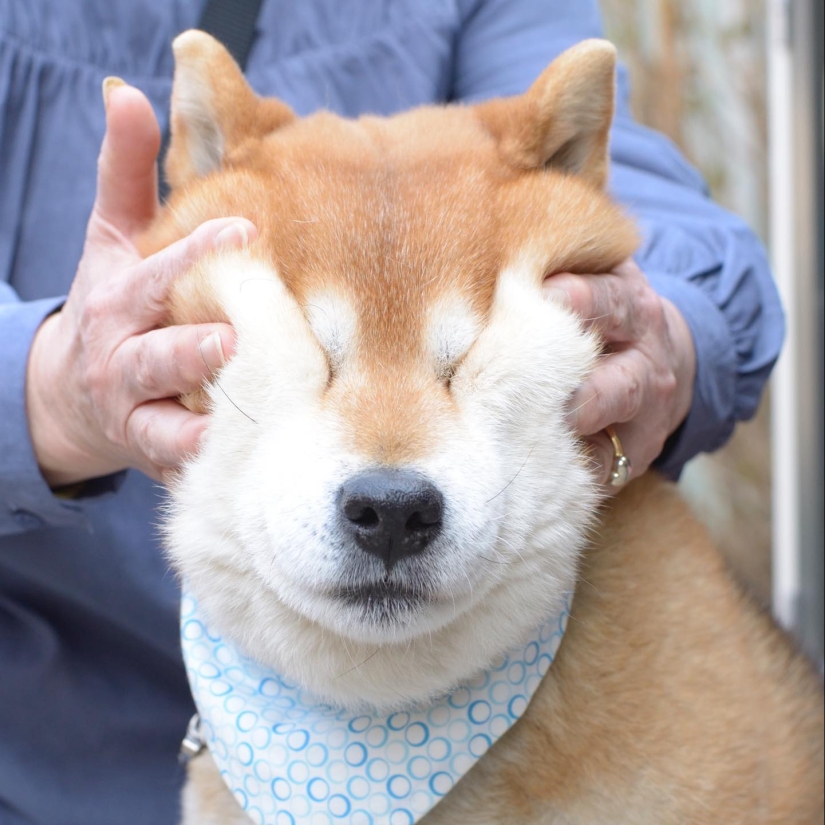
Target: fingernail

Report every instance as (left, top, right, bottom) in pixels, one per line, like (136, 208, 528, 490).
(102, 76, 126, 108)
(543, 285, 572, 309)
(214, 222, 249, 249)
(203, 332, 226, 368)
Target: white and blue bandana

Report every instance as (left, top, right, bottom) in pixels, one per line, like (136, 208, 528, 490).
(181, 592, 570, 825)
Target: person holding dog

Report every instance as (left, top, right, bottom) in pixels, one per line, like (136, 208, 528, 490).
(0, 1, 783, 823)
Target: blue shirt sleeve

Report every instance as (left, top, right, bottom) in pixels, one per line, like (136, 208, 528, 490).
(0, 285, 124, 536)
(451, 0, 784, 477)
(0, 286, 84, 534)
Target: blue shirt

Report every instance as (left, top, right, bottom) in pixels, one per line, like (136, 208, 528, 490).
(0, 1, 783, 823)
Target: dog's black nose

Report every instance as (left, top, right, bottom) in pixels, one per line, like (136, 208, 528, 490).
(338, 469, 443, 571)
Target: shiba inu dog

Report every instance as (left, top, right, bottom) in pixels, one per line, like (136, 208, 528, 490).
(138, 31, 824, 825)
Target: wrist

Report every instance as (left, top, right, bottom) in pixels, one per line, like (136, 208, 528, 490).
(25, 313, 113, 487)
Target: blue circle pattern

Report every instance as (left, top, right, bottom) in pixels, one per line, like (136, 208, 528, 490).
(181, 592, 571, 824)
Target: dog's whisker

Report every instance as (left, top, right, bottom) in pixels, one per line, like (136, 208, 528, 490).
(478, 554, 511, 566)
(238, 277, 280, 292)
(577, 311, 613, 324)
(338, 635, 354, 666)
(497, 534, 526, 565)
(334, 646, 381, 680)
(196, 334, 259, 425)
(567, 391, 601, 418)
(399, 636, 414, 665)
(485, 442, 538, 504)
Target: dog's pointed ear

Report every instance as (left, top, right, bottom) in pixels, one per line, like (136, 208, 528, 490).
(477, 39, 616, 188)
(165, 30, 295, 190)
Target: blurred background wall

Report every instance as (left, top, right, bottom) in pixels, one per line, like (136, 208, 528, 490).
(601, 0, 774, 605)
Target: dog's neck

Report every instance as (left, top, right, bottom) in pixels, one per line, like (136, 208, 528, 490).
(181, 588, 571, 822)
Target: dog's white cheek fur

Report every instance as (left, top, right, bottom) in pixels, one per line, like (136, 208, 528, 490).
(165, 255, 601, 709)
(446, 271, 601, 649)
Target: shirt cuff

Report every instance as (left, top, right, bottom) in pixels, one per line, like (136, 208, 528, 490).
(643, 272, 738, 479)
(0, 298, 122, 535)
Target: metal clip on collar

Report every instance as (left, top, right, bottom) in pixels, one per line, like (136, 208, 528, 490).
(179, 713, 205, 764)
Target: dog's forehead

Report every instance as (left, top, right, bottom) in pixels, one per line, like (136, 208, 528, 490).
(154, 100, 637, 462)
(250, 109, 509, 327)
(154, 103, 637, 355)
(240, 107, 634, 320)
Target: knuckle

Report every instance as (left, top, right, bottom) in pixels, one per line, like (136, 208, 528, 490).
(598, 282, 624, 336)
(80, 291, 114, 328)
(619, 303, 636, 338)
(101, 419, 125, 449)
(617, 363, 643, 420)
(614, 280, 640, 340)
(134, 257, 175, 318)
(629, 288, 652, 328)
(642, 290, 665, 329)
(133, 337, 161, 396)
(85, 356, 115, 414)
(133, 411, 165, 468)
(141, 276, 169, 318)
(172, 329, 202, 387)
(604, 277, 621, 317)
(85, 357, 106, 395)
(660, 367, 678, 398)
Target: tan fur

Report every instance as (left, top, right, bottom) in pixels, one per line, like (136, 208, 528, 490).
(182, 751, 252, 825)
(421, 476, 824, 824)
(148, 32, 824, 825)
(477, 40, 616, 188)
(165, 31, 294, 189)
(184, 475, 824, 824)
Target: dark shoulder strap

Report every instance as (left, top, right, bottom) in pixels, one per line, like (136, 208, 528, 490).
(158, 0, 265, 200)
(197, 0, 265, 69)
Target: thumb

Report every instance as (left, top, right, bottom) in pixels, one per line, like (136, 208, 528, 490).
(94, 78, 161, 237)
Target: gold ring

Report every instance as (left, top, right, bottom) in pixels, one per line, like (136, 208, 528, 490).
(604, 425, 631, 488)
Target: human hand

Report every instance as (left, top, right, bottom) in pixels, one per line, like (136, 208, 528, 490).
(544, 259, 696, 490)
(25, 80, 257, 487)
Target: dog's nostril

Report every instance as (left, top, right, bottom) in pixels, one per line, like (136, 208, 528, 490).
(348, 507, 380, 528)
(405, 510, 440, 533)
(338, 469, 444, 571)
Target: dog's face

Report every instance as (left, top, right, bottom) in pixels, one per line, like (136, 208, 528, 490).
(149, 33, 637, 709)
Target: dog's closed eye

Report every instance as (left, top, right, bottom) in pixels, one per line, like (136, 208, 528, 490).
(429, 295, 481, 387)
(304, 294, 357, 381)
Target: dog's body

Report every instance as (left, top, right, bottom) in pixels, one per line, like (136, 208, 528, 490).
(141, 32, 824, 824)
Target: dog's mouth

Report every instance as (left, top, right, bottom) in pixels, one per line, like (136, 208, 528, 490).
(333, 579, 430, 623)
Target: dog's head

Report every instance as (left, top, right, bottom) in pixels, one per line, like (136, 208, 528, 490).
(150, 32, 637, 709)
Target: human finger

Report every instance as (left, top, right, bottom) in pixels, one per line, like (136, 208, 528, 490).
(582, 430, 617, 486)
(123, 217, 257, 329)
(566, 347, 651, 436)
(125, 399, 209, 479)
(544, 266, 652, 343)
(583, 422, 662, 492)
(95, 80, 162, 237)
(115, 323, 235, 403)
